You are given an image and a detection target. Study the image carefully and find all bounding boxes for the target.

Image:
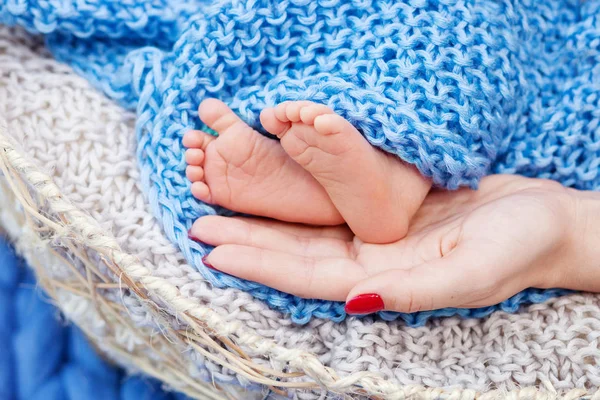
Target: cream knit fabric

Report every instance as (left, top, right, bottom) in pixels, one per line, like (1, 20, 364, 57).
(1, 25, 599, 398)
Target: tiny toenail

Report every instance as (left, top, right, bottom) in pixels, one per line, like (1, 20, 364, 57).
(202, 256, 217, 271)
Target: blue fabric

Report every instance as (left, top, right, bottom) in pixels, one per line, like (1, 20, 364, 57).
(0, 0, 596, 324)
(0, 238, 189, 400)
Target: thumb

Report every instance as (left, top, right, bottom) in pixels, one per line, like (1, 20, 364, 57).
(345, 248, 490, 314)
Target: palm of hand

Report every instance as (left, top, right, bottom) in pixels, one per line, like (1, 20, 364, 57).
(194, 175, 575, 313)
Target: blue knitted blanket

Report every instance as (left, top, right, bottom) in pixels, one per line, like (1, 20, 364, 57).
(1, 0, 597, 324)
(0, 238, 188, 400)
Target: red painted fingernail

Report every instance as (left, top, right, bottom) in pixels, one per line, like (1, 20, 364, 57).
(188, 229, 200, 241)
(202, 255, 217, 270)
(345, 294, 384, 315)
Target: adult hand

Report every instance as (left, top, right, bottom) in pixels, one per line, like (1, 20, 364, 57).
(191, 175, 597, 314)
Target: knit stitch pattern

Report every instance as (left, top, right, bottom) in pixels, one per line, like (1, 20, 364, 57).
(5, 25, 600, 395)
(1, 0, 599, 323)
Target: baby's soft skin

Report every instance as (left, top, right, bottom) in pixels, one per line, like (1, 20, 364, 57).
(191, 175, 600, 314)
(183, 99, 343, 226)
(184, 99, 431, 243)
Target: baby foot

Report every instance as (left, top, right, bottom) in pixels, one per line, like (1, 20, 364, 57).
(183, 99, 343, 225)
(260, 101, 432, 243)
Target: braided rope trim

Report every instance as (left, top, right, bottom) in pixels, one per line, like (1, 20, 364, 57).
(1, 122, 599, 399)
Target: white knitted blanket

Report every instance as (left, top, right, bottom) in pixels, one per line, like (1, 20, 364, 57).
(1, 26, 599, 397)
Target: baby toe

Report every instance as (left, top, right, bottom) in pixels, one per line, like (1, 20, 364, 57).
(260, 108, 291, 138)
(313, 113, 353, 136)
(183, 130, 215, 150)
(191, 181, 212, 203)
(186, 165, 205, 182)
(199, 99, 250, 137)
(182, 130, 204, 148)
(285, 101, 314, 122)
(273, 101, 292, 122)
(185, 148, 205, 165)
(299, 103, 335, 125)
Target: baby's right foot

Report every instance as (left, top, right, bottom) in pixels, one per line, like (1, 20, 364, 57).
(260, 101, 432, 243)
(184, 99, 343, 225)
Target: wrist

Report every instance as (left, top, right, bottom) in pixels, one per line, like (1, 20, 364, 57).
(558, 188, 600, 291)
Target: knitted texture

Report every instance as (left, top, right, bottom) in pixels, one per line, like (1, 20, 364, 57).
(1, 0, 598, 323)
(2, 25, 600, 396)
(0, 238, 189, 400)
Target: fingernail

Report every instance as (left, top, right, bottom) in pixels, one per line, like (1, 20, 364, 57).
(345, 293, 384, 315)
(188, 230, 209, 246)
(202, 255, 217, 271)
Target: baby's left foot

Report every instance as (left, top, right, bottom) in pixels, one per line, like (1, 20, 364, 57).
(261, 101, 432, 243)
(183, 99, 343, 225)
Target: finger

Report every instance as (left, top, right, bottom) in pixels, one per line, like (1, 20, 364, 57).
(205, 245, 365, 300)
(345, 247, 491, 314)
(191, 216, 353, 258)
(460, 275, 532, 308)
(232, 216, 354, 240)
